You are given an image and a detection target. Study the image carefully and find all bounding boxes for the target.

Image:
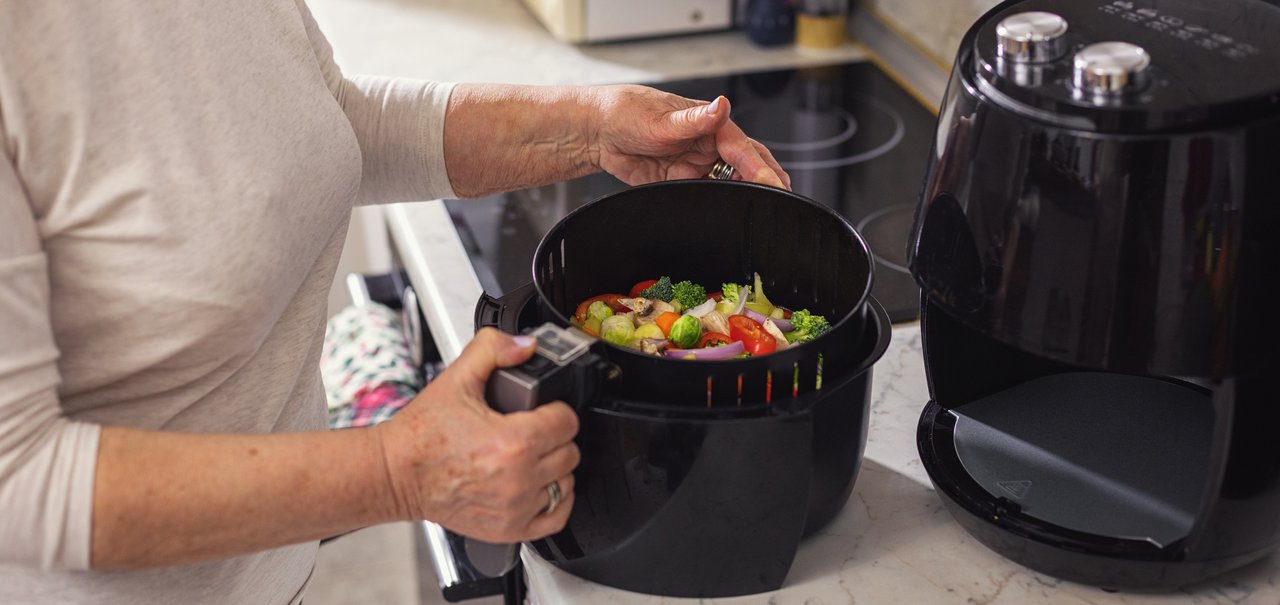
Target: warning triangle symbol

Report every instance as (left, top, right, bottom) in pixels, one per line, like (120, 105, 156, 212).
(998, 480, 1032, 499)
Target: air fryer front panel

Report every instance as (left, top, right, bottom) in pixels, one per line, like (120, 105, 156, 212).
(909, 57, 1280, 377)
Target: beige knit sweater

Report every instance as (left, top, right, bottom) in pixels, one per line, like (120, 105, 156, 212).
(0, 1, 454, 602)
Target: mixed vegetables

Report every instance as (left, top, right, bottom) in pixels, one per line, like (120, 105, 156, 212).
(570, 273, 832, 360)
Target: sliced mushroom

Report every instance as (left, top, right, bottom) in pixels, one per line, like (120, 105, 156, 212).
(699, 310, 731, 337)
(619, 297, 651, 314)
(622, 297, 675, 326)
(636, 338, 669, 356)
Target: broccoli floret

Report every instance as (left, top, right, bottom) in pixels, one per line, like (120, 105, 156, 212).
(640, 276, 675, 301)
(671, 280, 708, 311)
(720, 283, 742, 303)
(788, 309, 831, 343)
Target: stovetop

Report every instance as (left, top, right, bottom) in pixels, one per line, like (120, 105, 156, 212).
(445, 60, 936, 323)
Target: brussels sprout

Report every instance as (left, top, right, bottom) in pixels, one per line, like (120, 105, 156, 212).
(633, 323, 665, 341)
(587, 300, 614, 322)
(667, 314, 702, 349)
(583, 316, 603, 336)
(600, 315, 635, 347)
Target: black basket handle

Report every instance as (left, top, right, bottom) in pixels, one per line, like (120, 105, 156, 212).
(474, 282, 538, 334)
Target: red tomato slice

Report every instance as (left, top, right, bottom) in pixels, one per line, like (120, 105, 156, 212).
(698, 332, 732, 348)
(629, 279, 659, 298)
(575, 294, 629, 322)
(728, 315, 777, 356)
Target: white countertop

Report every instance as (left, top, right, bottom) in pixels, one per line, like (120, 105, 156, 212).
(308, 1, 1280, 602)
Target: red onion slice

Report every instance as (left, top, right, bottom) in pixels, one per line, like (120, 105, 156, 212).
(744, 308, 794, 332)
(663, 340, 745, 360)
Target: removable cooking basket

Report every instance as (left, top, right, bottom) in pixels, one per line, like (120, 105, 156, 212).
(530, 179, 874, 408)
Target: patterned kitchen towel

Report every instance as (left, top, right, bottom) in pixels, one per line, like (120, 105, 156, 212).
(320, 302, 422, 429)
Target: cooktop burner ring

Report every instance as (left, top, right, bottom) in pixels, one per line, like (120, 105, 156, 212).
(778, 97, 906, 171)
(856, 203, 916, 275)
(747, 108, 859, 152)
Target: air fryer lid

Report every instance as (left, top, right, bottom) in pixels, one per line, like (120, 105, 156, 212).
(969, 0, 1280, 132)
(529, 180, 874, 408)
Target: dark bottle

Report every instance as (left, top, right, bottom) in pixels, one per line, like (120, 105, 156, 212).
(744, 0, 795, 47)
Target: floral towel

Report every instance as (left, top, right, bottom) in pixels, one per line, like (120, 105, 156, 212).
(320, 302, 422, 429)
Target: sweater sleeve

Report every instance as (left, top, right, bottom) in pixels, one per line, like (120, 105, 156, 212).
(295, 0, 458, 205)
(0, 145, 101, 571)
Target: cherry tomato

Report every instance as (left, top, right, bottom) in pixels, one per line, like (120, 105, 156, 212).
(709, 292, 723, 302)
(729, 314, 777, 356)
(629, 279, 659, 298)
(698, 332, 732, 348)
(654, 311, 682, 337)
(575, 294, 629, 322)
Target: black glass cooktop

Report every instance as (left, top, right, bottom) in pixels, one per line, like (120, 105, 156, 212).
(445, 61, 937, 323)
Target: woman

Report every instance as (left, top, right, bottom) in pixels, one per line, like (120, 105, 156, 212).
(0, 1, 789, 603)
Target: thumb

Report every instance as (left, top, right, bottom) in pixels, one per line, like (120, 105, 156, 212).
(665, 95, 731, 139)
(451, 328, 538, 386)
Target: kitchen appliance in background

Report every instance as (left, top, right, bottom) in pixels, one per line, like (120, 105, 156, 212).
(910, 0, 1280, 591)
(521, 0, 732, 43)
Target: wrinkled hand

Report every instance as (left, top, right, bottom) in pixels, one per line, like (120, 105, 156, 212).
(591, 85, 791, 190)
(375, 329, 579, 543)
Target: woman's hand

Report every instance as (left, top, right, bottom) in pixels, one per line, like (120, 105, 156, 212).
(443, 83, 790, 197)
(374, 328, 580, 543)
(590, 85, 791, 190)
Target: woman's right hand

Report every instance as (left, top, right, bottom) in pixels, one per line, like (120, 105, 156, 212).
(374, 328, 580, 543)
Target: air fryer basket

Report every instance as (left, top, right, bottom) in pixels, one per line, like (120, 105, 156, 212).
(529, 179, 875, 408)
(471, 180, 889, 597)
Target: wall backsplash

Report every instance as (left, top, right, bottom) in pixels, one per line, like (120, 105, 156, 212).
(858, 0, 1003, 67)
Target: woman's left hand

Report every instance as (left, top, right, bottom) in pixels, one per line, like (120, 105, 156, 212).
(590, 85, 791, 190)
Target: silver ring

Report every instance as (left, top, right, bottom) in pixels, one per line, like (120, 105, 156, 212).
(707, 159, 735, 180)
(543, 481, 562, 516)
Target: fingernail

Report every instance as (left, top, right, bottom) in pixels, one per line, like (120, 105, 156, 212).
(513, 335, 535, 348)
(705, 96, 722, 117)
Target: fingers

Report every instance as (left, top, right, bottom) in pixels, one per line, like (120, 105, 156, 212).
(509, 401, 579, 458)
(715, 120, 789, 190)
(749, 138, 791, 190)
(523, 475, 575, 539)
(449, 327, 538, 389)
(534, 437, 580, 482)
(664, 95, 731, 140)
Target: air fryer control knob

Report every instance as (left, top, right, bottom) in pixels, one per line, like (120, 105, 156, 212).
(1072, 41, 1151, 97)
(995, 11, 1068, 63)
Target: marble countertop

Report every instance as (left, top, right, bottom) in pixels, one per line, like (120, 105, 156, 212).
(307, 0, 1280, 602)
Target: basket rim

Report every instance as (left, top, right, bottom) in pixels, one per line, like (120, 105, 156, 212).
(528, 179, 876, 368)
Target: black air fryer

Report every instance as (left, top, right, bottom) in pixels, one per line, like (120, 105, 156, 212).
(472, 180, 891, 598)
(909, 0, 1280, 591)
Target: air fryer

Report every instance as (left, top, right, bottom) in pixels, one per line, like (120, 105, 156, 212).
(909, 0, 1280, 591)
(450, 179, 893, 599)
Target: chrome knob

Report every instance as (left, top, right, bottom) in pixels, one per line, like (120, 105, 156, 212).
(996, 12, 1069, 63)
(1072, 42, 1151, 97)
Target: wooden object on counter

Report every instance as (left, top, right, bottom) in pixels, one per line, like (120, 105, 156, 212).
(796, 0, 848, 49)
